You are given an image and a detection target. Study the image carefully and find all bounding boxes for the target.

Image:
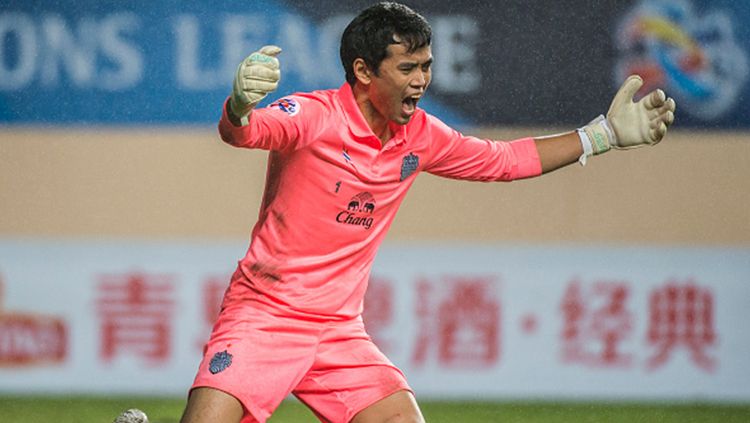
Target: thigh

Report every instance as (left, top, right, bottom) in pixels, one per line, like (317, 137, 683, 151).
(293, 319, 414, 423)
(181, 387, 245, 423)
(351, 390, 424, 423)
(190, 302, 319, 422)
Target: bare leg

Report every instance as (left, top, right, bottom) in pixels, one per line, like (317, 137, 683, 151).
(351, 390, 425, 423)
(180, 387, 245, 423)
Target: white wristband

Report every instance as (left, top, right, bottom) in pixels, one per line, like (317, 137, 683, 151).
(577, 128, 594, 166)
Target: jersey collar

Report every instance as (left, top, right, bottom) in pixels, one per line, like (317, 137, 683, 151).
(336, 83, 407, 150)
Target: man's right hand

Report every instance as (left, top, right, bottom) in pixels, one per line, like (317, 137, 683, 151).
(229, 45, 282, 125)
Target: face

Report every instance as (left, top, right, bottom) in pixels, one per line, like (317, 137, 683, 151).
(366, 42, 433, 125)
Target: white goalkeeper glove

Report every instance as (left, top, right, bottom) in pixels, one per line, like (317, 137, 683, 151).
(578, 75, 676, 164)
(229, 45, 282, 126)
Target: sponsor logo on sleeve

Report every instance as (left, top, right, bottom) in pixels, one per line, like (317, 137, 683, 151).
(269, 98, 300, 116)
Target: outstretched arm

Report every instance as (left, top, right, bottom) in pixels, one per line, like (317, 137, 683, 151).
(534, 130, 583, 174)
(534, 75, 676, 174)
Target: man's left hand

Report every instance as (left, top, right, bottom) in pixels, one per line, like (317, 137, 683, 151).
(581, 75, 677, 156)
(607, 74, 676, 149)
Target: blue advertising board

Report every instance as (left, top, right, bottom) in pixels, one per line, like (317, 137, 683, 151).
(1, 0, 748, 128)
(0, 0, 466, 126)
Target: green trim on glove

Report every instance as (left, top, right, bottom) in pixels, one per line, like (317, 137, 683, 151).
(581, 115, 613, 156)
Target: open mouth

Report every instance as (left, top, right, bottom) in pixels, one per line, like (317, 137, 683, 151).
(401, 94, 421, 115)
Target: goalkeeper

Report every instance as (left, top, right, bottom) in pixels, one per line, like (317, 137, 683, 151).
(181, 2, 675, 423)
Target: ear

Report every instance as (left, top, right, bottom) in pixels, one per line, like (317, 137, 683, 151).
(353, 58, 372, 85)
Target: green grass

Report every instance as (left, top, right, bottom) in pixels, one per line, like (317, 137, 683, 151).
(0, 396, 748, 422)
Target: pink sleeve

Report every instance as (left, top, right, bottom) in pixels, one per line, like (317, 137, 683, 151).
(423, 116, 541, 181)
(218, 97, 303, 152)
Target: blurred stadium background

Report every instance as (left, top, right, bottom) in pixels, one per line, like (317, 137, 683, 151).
(1, 0, 749, 421)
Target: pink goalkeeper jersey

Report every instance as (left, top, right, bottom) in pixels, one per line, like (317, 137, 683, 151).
(219, 83, 541, 320)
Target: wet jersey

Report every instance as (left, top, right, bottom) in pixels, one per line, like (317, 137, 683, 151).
(218, 83, 541, 320)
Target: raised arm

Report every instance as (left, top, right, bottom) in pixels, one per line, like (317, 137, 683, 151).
(534, 75, 676, 174)
(227, 45, 282, 126)
(218, 45, 307, 151)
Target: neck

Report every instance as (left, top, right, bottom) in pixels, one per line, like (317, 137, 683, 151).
(352, 83, 391, 145)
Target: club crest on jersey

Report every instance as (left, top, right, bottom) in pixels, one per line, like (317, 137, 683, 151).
(209, 350, 233, 374)
(336, 192, 375, 230)
(269, 98, 300, 116)
(400, 153, 419, 181)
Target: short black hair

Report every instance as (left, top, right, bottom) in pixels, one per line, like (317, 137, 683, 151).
(340, 2, 432, 85)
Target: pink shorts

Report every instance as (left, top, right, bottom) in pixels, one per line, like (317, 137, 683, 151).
(191, 288, 411, 422)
